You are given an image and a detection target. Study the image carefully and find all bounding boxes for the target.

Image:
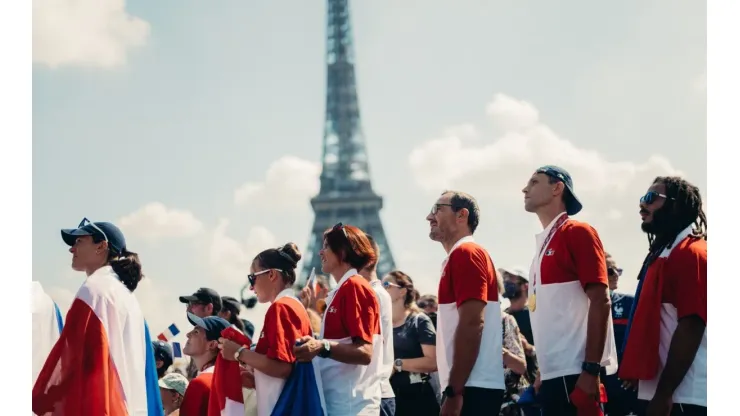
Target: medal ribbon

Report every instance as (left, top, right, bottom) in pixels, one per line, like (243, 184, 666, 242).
(532, 214, 569, 296)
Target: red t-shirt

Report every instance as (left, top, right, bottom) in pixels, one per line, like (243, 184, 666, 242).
(539, 220, 608, 288)
(438, 241, 498, 307)
(652, 236, 707, 323)
(322, 275, 380, 342)
(179, 370, 213, 416)
(256, 296, 314, 362)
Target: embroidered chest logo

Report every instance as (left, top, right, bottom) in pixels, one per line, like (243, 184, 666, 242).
(328, 306, 338, 314)
(545, 249, 555, 256)
(260, 331, 265, 339)
(613, 304, 624, 318)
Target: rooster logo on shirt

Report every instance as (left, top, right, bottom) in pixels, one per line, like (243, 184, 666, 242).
(613, 304, 624, 318)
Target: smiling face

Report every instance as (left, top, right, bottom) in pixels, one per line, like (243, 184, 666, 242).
(69, 235, 105, 273)
(319, 238, 341, 275)
(522, 172, 563, 213)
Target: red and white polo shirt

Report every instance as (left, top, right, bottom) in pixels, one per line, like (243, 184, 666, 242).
(638, 226, 707, 407)
(318, 268, 382, 415)
(254, 288, 317, 416)
(528, 212, 618, 380)
(437, 236, 504, 391)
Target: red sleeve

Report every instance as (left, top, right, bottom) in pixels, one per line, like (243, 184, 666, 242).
(180, 377, 210, 416)
(340, 279, 380, 344)
(669, 242, 707, 323)
(448, 245, 490, 307)
(567, 223, 608, 289)
(264, 303, 295, 363)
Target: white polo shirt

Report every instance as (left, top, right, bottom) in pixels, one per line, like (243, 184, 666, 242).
(436, 236, 504, 391)
(528, 213, 618, 380)
(637, 226, 707, 407)
(318, 269, 382, 415)
(370, 279, 395, 399)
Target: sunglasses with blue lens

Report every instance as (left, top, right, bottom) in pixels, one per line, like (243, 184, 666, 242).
(640, 190, 673, 205)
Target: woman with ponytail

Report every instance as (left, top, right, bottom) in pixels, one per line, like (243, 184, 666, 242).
(33, 218, 163, 416)
(382, 271, 440, 416)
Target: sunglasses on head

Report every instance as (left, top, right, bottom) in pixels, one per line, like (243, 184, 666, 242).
(608, 267, 623, 277)
(79, 217, 108, 242)
(640, 190, 673, 205)
(333, 222, 349, 240)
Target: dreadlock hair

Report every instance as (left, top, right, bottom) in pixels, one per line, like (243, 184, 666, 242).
(645, 176, 707, 264)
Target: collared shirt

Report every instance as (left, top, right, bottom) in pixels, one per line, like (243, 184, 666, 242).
(437, 235, 504, 391)
(254, 288, 317, 416)
(370, 279, 395, 399)
(319, 268, 382, 415)
(637, 226, 707, 407)
(528, 213, 618, 380)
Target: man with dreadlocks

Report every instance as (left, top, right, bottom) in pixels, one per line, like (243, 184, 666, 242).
(620, 176, 707, 416)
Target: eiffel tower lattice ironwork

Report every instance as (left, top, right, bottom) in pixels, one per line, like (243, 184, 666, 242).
(302, 0, 396, 280)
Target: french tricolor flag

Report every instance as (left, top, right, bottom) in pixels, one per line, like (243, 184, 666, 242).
(209, 325, 252, 416)
(157, 323, 180, 342)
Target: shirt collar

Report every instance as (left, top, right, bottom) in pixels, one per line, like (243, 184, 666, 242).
(535, 211, 568, 241)
(275, 288, 295, 301)
(327, 268, 359, 297)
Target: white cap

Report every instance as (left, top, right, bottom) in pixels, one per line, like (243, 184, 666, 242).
(499, 266, 529, 282)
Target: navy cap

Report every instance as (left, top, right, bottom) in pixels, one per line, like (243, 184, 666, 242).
(187, 313, 230, 341)
(61, 218, 127, 254)
(152, 340, 173, 366)
(221, 296, 241, 314)
(535, 165, 583, 215)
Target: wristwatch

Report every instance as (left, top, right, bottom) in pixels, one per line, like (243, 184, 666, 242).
(234, 345, 248, 363)
(443, 386, 463, 398)
(581, 361, 602, 376)
(394, 358, 403, 372)
(318, 340, 332, 358)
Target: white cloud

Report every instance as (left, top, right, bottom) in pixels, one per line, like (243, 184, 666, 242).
(693, 71, 707, 94)
(33, 0, 150, 69)
(118, 202, 204, 242)
(208, 219, 278, 285)
(234, 156, 321, 209)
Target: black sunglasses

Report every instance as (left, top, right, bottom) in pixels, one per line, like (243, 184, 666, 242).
(640, 190, 673, 205)
(247, 269, 276, 287)
(608, 267, 623, 277)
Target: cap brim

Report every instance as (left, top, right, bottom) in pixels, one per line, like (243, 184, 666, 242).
(187, 312, 206, 329)
(61, 228, 93, 246)
(179, 295, 198, 303)
(565, 187, 583, 215)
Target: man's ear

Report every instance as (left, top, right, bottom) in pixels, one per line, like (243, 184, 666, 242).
(457, 207, 470, 224)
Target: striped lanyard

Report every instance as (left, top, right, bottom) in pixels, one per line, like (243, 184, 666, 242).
(533, 214, 569, 295)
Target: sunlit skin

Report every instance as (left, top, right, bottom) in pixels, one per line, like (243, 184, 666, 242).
(69, 235, 109, 275)
(249, 261, 284, 304)
(320, 238, 348, 279)
(183, 326, 208, 357)
(159, 388, 182, 415)
(425, 193, 471, 253)
(186, 302, 211, 318)
(522, 172, 567, 228)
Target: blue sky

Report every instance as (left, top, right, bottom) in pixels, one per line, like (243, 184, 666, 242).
(33, 0, 706, 338)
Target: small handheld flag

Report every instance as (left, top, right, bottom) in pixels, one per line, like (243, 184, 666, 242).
(157, 323, 180, 342)
(172, 342, 182, 358)
(306, 267, 317, 292)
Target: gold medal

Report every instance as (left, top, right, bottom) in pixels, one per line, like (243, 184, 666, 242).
(529, 293, 537, 312)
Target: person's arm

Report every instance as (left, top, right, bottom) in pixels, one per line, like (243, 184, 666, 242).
(237, 349, 293, 379)
(584, 283, 611, 363)
(448, 299, 486, 391)
(327, 338, 374, 365)
(653, 246, 707, 401)
(399, 313, 438, 373)
(236, 302, 295, 379)
(502, 316, 527, 375)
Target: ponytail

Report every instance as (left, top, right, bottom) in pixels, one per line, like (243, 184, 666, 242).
(109, 249, 144, 292)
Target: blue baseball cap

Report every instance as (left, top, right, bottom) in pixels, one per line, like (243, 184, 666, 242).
(187, 313, 230, 341)
(61, 218, 127, 254)
(535, 165, 583, 215)
(152, 340, 173, 366)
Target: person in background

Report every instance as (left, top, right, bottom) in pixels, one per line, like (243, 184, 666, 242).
(240, 319, 255, 341)
(219, 296, 247, 334)
(32, 218, 163, 416)
(383, 271, 439, 416)
(180, 313, 230, 415)
(32, 280, 63, 387)
(294, 223, 381, 415)
(360, 234, 396, 416)
(522, 165, 617, 415)
(426, 191, 505, 416)
(495, 271, 529, 416)
(500, 267, 537, 385)
(620, 177, 707, 416)
(153, 340, 175, 379)
(219, 243, 321, 416)
(179, 288, 223, 379)
(159, 372, 190, 415)
(417, 294, 438, 329)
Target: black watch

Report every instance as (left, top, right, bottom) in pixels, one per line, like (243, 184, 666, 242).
(581, 361, 602, 376)
(318, 340, 332, 358)
(443, 386, 463, 398)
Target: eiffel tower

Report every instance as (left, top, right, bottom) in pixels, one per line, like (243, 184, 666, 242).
(302, 0, 396, 280)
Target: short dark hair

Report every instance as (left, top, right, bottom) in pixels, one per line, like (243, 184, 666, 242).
(443, 190, 480, 234)
(323, 224, 377, 270)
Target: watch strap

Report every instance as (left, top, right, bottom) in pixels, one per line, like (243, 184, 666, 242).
(234, 345, 248, 363)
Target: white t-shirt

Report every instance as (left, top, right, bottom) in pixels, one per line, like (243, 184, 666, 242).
(370, 279, 395, 399)
(32, 281, 63, 386)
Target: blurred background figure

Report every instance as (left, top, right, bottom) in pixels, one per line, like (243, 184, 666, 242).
(153, 340, 174, 379)
(416, 294, 438, 329)
(219, 295, 247, 333)
(496, 271, 529, 416)
(383, 271, 439, 416)
(159, 372, 189, 415)
(32, 281, 63, 387)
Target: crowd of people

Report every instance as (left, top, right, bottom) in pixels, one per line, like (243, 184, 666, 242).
(30, 165, 707, 416)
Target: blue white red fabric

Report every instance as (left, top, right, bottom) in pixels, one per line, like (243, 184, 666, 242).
(32, 266, 164, 416)
(32, 281, 64, 386)
(157, 323, 180, 342)
(209, 325, 251, 416)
